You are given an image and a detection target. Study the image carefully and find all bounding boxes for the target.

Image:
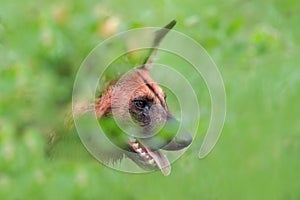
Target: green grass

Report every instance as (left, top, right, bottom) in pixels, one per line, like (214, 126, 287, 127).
(1, 0, 300, 199)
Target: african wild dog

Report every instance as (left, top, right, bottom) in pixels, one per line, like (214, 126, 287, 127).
(75, 20, 192, 175)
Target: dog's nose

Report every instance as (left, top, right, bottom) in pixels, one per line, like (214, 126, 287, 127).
(140, 115, 193, 151)
(161, 116, 192, 150)
(162, 132, 192, 151)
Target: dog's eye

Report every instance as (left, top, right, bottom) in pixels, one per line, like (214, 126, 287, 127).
(134, 100, 146, 110)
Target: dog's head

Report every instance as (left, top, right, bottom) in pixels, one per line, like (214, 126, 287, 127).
(78, 20, 192, 175)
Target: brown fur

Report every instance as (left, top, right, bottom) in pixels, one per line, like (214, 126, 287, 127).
(94, 68, 169, 128)
(71, 20, 192, 172)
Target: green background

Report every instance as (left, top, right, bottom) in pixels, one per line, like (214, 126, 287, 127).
(0, 0, 299, 199)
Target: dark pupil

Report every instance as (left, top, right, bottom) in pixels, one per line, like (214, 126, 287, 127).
(135, 100, 146, 109)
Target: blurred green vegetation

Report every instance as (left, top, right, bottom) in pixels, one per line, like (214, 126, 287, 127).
(0, 0, 300, 199)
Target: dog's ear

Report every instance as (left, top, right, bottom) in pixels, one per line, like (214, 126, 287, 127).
(73, 89, 112, 119)
(140, 20, 176, 71)
(95, 89, 112, 118)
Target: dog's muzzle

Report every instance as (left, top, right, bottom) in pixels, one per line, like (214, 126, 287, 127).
(140, 115, 192, 151)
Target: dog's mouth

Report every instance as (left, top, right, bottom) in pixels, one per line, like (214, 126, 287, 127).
(127, 137, 171, 176)
(126, 129, 192, 176)
(98, 116, 192, 175)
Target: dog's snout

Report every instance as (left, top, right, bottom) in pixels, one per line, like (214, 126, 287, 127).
(140, 115, 192, 151)
(161, 117, 192, 151)
(162, 132, 192, 151)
